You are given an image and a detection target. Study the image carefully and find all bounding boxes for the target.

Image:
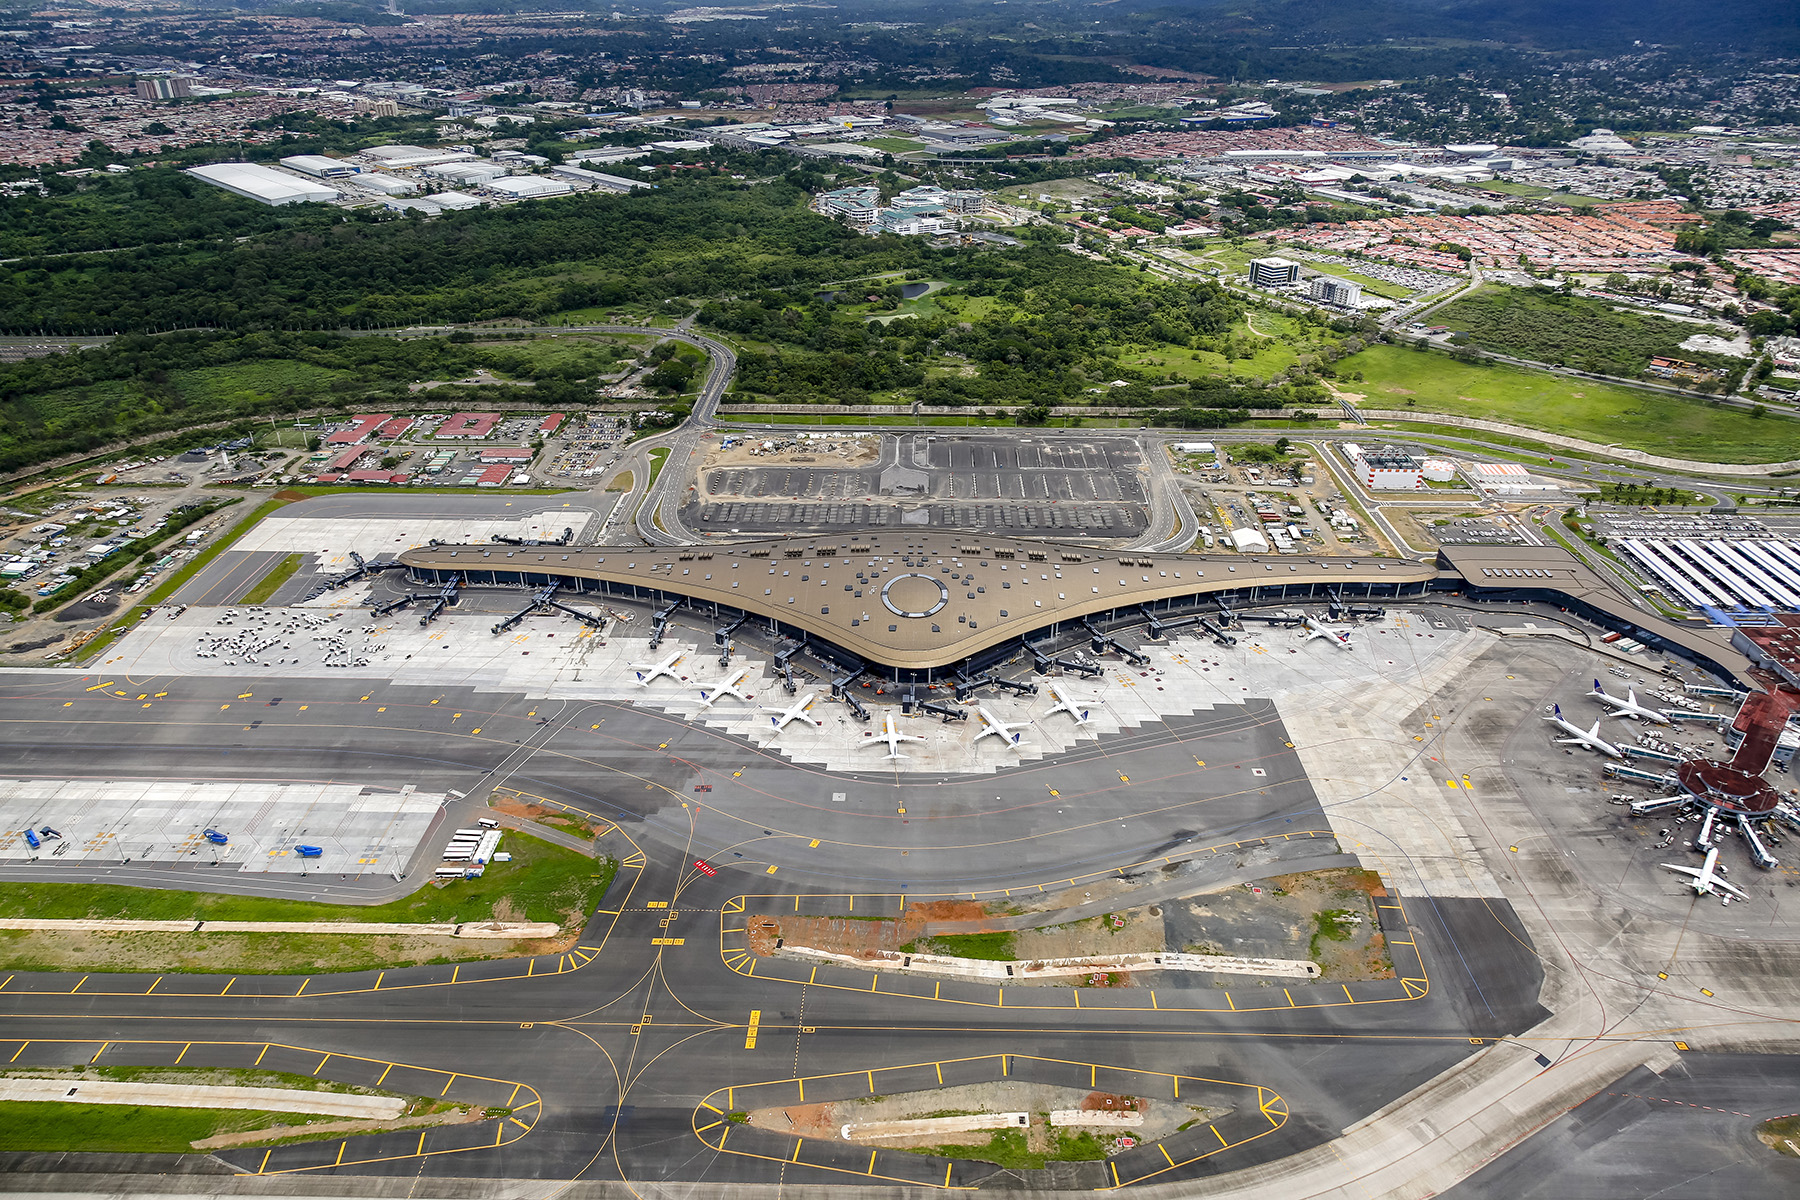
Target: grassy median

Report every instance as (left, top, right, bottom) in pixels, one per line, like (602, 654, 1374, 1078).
(0, 833, 618, 974)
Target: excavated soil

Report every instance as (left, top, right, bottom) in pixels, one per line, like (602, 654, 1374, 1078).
(749, 1081, 1230, 1153)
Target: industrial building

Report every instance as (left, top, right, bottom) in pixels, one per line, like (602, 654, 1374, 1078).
(324, 414, 391, 447)
(429, 191, 484, 212)
(423, 160, 508, 185)
(547, 165, 650, 192)
(346, 173, 418, 197)
(185, 162, 339, 207)
(1340, 443, 1423, 490)
(134, 76, 191, 101)
(361, 145, 477, 169)
(485, 175, 574, 199)
(279, 154, 359, 179)
(1248, 257, 1301, 289)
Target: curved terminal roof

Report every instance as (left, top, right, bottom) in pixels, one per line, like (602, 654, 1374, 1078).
(398, 533, 1438, 670)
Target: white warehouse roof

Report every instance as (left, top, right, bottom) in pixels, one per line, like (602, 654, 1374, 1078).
(548, 164, 650, 191)
(424, 160, 507, 182)
(362, 144, 475, 167)
(429, 190, 485, 211)
(186, 162, 338, 206)
(347, 172, 417, 196)
(279, 154, 358, 178)
(485, 175, 573, 199)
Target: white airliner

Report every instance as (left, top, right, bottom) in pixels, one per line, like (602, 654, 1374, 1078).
(1043, 681, 1090, 724)
(973, 706, 1029, 748)
(631, 651, 685, 686)
(1544, 704, 1626, 758)
(1300, 614, 1353, 651)
(867, 711, 927, 760)
(762, 692, 818, 733)
(698, 667, 755, 708)
(1588, 679, 1671, 725)
(1662, 845, 1749, 902)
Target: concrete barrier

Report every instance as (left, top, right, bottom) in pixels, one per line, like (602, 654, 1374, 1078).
(775, 944, 1319, 980)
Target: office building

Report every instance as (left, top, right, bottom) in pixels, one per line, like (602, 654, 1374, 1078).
(1248, 257, 1301, 288)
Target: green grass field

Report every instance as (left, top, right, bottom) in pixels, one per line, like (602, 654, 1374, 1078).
(241, 553, 302, 604)
(0, 1101, 337, 1153)
(0, 832, 613, 926)
(1345, 344, 1800, 463)
(1472, 180, 1608, 206)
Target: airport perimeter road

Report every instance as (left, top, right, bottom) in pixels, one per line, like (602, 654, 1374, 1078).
(0, 667, 1550, 1192)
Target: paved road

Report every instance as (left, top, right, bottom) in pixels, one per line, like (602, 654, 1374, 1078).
(0, 665, 1546, 1191)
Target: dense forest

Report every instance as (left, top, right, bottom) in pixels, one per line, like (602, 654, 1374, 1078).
(0, 168, 935, 333)
(703, 247, 1244, 409)
(0, 163, 1329, 473)
(1436, 287, 1721, 377)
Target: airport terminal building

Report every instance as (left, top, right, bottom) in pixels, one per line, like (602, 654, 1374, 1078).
(397, 533, 1756, 686)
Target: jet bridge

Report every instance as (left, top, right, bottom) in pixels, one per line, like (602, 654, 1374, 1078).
(317, 550, 404, 594)
(491, 583, 603, 635)
(1082, 618, 1149, 666)
(490, 527, 574, 548)
(1136, 605, 1199, 641)
(1198, 616, 1238, 647)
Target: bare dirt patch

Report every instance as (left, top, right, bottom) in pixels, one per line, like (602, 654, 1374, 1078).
(1166, 869, 1392, 981)
(749, 1081, 1228, 1156)
(751, 869, 1391, 983)
(193, 1106, 484, 1150)
(701, 435, 879, 474)
(0, 929, 569, 975)
(1013, 909, 1164, 961)
(488, 797, 600, 840)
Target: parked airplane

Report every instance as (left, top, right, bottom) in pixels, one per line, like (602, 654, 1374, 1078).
(698, 667, 755, 708)
(1300, 614, 1353, 650)
(1544, 704, 1626, 758)
(1043, 681, 1090, 724)
(631, 651, 685, 686)
(1588, 679, 1672, 725)
(1662, 845, 1749, 902)
(973, 706, 1029, 748)
(762, 692, 818, 733)
(867, 711, 927, 760)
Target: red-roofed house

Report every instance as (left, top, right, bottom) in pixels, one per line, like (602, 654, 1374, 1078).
(474, 465, 512, 487)
(478, 448, 533, 463)
(537, 413, 565, 436)
(377, 418, 416, 440)
(325, 447, 369, 472)
(435, 412, 502, 439)
(345, 470, 411, 485)
(325, 414, 391, 447)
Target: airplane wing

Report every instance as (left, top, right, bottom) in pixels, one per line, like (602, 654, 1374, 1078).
(1660, 862, 1703, 878)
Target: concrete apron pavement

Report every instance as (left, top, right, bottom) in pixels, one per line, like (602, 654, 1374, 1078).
(1150, 637, 1797, 1200)
(1119, 634, 1784, 1199)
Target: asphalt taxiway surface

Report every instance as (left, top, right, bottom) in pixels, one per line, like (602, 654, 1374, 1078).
(0, 664, 1549, 1191)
